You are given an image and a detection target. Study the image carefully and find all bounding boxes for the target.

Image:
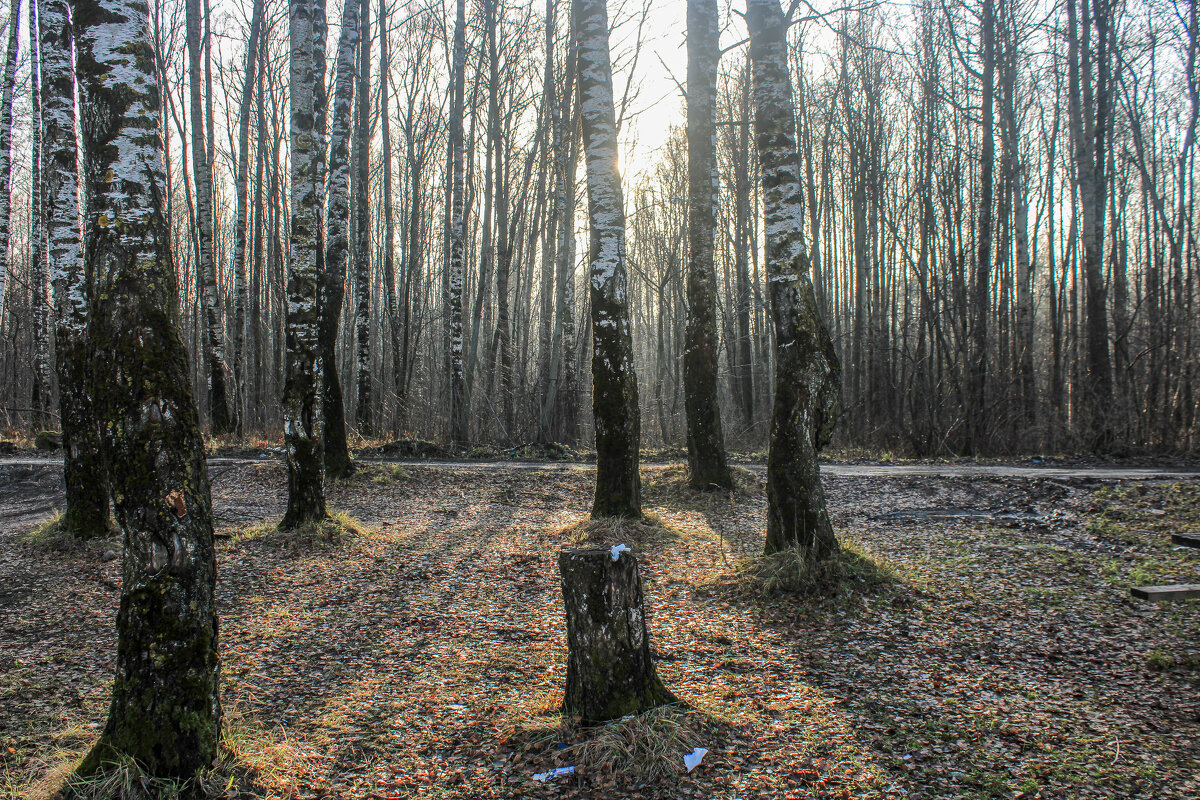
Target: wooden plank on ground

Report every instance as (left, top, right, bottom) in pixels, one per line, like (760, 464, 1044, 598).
(1171, 533, 1200, 549)
(1131, 584, 1200, 601)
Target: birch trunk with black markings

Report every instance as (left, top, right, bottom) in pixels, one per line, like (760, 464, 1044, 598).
(747, 0, 841, 559)
(72, 0, 219, 776)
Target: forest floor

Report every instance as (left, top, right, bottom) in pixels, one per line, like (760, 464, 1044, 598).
(1, 458, 1199, 799)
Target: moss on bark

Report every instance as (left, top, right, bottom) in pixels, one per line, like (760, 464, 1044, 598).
(747, 0, 842, 560)
(71, 0, 222, 780)
(559, 548, 675, 725)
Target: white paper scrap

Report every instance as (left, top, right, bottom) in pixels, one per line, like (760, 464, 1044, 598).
(532, 766, 575, 782)
(684, 747, 708, 773)
(611, 543, 631, 561)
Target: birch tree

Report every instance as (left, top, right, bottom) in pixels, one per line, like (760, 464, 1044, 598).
(747, 0, 841, 558)
(684, 0, 732, 490)
(72, 0, 220, 777)
(446, 0, 468, 446)
(43, 0, 108, 537)
(282, 0, 329, 527)
(0, 1, 18, 316)
(352, 0, 372, 434)
(1067, 0, 1116, 448)
(187, 0, 234, 434)
(231, 0, 265, 436)
(321, 0, 358, 477)
(29, 0, 51, 430)
(575, 0, 641, 518)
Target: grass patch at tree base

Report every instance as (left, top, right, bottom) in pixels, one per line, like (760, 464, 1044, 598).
(38, 709, 311, 800)
(727, 540, 901, 597)
(642, 464, 764, 508)
(229, 511, 365, 548)
(20, 513, 119, 552)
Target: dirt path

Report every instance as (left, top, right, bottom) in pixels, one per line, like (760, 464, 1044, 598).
(2, 462, 1199, 799)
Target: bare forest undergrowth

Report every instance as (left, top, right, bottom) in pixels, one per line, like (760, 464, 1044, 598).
(1, 460, 1199, 799)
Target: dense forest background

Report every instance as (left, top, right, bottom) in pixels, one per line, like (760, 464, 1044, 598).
(0, 0, 1196, 456)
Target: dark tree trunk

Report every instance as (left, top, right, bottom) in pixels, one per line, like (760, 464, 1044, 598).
(968, 0, 995, 455)
(747, 0, 841, 559)
(73, 0, 219, 777)
(683, 0, 731, 491)
(559, 547, 675, 725)
(574, 0, 641, 518)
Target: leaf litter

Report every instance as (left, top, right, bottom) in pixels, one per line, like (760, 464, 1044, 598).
(0, 460, 1197, 798)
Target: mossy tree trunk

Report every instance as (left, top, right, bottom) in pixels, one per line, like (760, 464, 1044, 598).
(559, 548, 675, 725)
(282, 0, 329, 528)
(747, 0, 841, 559)
(575, 0, 641, 518)
(320, 0, 359, 478)
(684, 0, 732, 492)
(43, 0, 109, 538)
(73, 0, 220, 777)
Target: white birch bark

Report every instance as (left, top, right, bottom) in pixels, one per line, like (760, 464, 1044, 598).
(29, 0, 52, 429)
(574, 0, 641, 517)
(446, 0, 468, 445)
(43, 0, 109, 535)
(72, 0, 218, 773)
(186, 0, 232, 434)
(0, 2, 19, 314)
(747, 0, 841, 558)
(282, 0, 329, 526)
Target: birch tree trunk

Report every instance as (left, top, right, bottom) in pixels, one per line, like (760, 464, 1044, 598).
(968, 0, 995, 455)
(352, 0, 372, 434)
(0, 0, 17, 311)
(1067, 0, 1115, 449)
(44, 0, 109, 537)
(446, 0, 468, 446)
(187, 0, 233, 435)
(575, 0, 641, 518)
(684, 0, 731, 490)
(72, 0, 219, 776)
(231, 0, 264, 437)
(29, 0, 52, 431)
(282, 0, 329, 527)
(747, 0, 841, 559)
(321, 0, 358, 477)
(379, 0, 399, 433)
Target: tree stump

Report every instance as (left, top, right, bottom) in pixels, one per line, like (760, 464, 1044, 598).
(559, 547, 675, 725)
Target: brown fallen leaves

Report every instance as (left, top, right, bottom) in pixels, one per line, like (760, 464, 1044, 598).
(0, 463, 1198, 799)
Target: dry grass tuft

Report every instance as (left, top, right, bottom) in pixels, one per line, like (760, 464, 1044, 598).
(732, 540, 897, 597)
(557, 512, 681, 550)
(29, 710, 308, 800)
(642, 464, 763, 509)
(563, 704, 718, 783)
(20, 513, 119, 552)
(232, 510, 365, 547)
